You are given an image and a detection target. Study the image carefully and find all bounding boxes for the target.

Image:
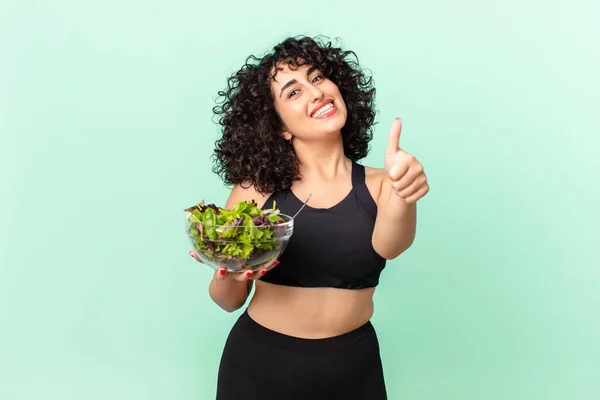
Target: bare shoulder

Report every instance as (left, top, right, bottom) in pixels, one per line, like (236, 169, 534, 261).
(225, 182, 273, 210)
(363, 165, 389, 203)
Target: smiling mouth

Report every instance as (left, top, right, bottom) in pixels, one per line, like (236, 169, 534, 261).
(311, 101, 337, 119)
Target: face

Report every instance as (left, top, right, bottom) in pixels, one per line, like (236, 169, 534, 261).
(269, 62, 348, 142)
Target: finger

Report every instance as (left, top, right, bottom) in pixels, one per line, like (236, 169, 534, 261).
(189, 250, 204, 264)
(214, 267, 227, 280)
(392, 156, 421, 185)
(256, 268, 269, 278)
(262, 259, 280, 270)
(389, 159, 410, 181)
(234, 269, 255, 282)
(386, 118, 402, 155)
(393, 169, 422, 192)
(403, 184, 430, 203)
(256, 260, 280, 278)
(396, 175, 426, 198)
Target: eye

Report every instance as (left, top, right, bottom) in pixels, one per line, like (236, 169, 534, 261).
(288, 89, 300, 98)
(312, 75, 324, 83)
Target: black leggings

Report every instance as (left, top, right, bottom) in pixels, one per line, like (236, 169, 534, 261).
(216, 310, 388, 400)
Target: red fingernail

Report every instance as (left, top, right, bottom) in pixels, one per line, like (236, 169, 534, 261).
(260, 269, 267, 275)
(219, 269, 226, 276)
(245, 271, 253, 278)
(189, 251, 194, 257)
(274, 261, 280, 266)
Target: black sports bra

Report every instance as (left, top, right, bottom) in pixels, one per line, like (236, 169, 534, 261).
(259, 162, 386, 289)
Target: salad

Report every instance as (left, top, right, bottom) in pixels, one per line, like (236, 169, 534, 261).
(184, 199, 286, 263)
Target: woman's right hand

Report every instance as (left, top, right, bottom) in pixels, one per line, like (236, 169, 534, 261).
(189, 251, 280, 281)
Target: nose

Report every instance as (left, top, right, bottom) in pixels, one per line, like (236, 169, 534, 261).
(309, 85, 324, 102)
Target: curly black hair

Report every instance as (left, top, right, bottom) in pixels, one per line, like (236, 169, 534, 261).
(211, 35, 377, 195)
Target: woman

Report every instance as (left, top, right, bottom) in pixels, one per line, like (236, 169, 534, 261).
(189, 36, 429, 399)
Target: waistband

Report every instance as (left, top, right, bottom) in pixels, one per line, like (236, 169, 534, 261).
(235, 309, 376, 353)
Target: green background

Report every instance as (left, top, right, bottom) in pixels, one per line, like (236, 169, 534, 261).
(1, 0, 598, 399)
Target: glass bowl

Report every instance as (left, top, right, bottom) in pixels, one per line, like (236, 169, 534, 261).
(185, 212, 294, 272)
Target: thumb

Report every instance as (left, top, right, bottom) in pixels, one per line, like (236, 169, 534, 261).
(386, 118, 402, 154)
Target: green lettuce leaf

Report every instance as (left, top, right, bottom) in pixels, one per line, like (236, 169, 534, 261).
(184, 199, 286, 261)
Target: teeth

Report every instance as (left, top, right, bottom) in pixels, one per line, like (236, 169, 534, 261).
(313, 103, 334, 118)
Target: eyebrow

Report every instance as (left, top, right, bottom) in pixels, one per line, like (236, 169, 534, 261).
(278, 65, 320, 99)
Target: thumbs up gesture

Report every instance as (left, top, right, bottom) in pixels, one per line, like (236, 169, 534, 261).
(384, 118, 429, 203)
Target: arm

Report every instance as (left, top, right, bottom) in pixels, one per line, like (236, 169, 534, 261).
(207, 183, 271, 312)
(372, 118, 429, 260)
(208, 271, 253, 313)
(372, 177, 417, 260)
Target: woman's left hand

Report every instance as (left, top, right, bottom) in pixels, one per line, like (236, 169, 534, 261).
(384, 118, 429, 203)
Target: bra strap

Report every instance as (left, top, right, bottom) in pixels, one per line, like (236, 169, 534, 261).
(351, 162, 378, 218)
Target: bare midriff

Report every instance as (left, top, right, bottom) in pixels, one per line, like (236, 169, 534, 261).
(247, 280, 376, 339)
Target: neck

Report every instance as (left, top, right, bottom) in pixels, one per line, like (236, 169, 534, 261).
(292, 134, 351, 180)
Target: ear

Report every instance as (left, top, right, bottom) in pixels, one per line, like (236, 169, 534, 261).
(281, 128, 293, 141)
